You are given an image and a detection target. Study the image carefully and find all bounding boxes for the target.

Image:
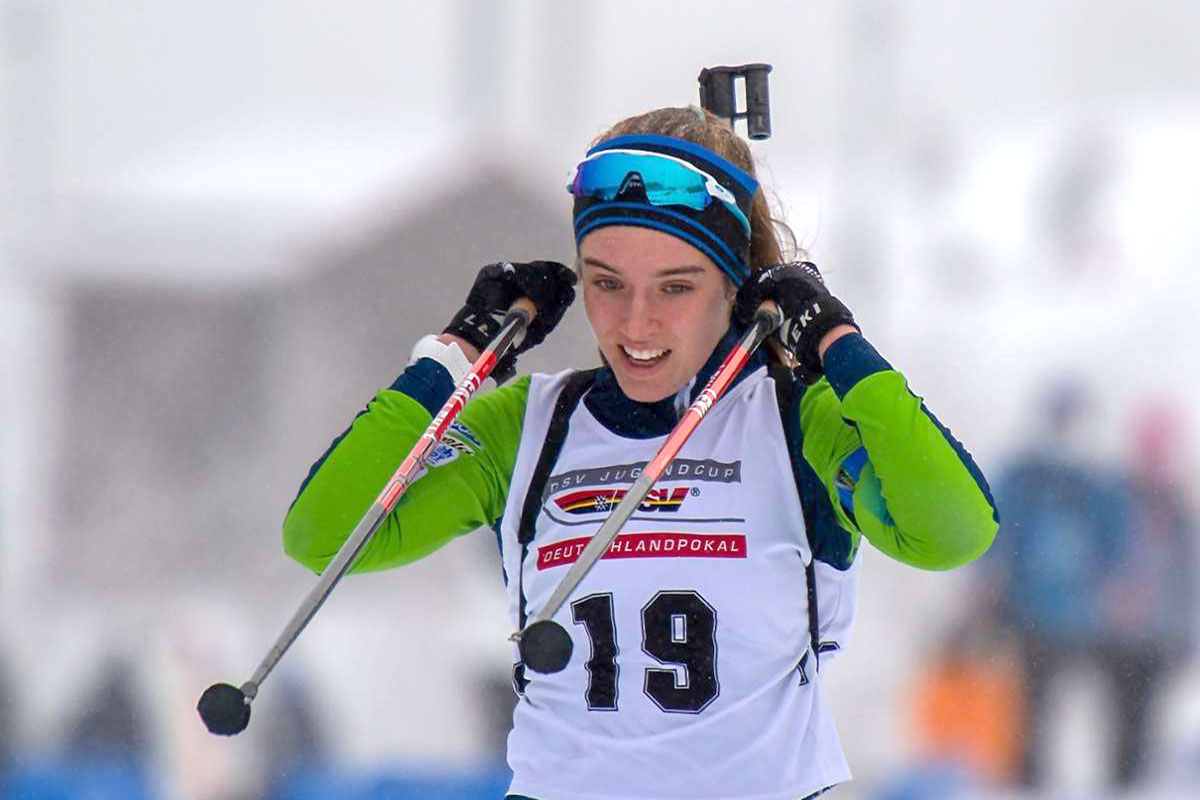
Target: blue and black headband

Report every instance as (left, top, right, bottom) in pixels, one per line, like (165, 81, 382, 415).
(568, 133, 759, 286)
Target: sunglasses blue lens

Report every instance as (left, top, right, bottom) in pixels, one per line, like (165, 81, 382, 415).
(569, 152, 751, 236)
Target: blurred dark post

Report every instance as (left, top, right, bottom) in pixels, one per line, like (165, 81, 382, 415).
(64, 656, 149, 765)
(259, 674, 328, 800)
(0, 656, 12, 774)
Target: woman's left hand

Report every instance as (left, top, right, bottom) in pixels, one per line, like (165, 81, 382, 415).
(735, 261, 858, 375)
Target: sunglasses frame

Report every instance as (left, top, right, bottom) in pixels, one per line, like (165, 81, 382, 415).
(568, 148, 751, 236)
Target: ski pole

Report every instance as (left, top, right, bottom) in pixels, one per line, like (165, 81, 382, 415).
(514, 302, 783, 674)
(198, 298, 536, 736)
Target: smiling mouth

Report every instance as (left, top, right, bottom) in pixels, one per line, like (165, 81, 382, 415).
(621, 345, 670, 365)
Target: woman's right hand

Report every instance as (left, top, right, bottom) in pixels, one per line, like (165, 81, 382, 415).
(442, 261, 577, 382)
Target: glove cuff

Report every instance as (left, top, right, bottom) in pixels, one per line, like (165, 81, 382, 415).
(779, 300, 857, 375)
(443, 305, 518, 384)
(443, 305, 503, 352)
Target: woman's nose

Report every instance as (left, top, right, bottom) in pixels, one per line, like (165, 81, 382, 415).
(620, 291, 659, 340)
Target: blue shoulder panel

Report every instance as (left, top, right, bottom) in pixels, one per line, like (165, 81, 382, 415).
(785, 382, 857, 571)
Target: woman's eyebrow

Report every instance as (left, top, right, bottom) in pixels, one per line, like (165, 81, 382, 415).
(582, 257, 707, 277)
(657, 265, 707, 277)
(582, 257, 619, 273)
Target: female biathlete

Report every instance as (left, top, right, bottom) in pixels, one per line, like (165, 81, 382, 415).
(283, 105, 998, 800)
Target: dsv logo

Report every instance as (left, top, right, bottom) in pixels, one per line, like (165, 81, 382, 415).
(554, 486, 694, 515)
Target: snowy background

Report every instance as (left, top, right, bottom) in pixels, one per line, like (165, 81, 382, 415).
(2, 1, 1199, 798)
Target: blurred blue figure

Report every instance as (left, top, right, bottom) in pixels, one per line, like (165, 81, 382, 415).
(984, 379, 1129, 788)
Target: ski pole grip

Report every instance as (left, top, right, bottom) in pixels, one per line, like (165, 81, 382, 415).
(507, 296, 537, 326)
(754, 299, 783, 333)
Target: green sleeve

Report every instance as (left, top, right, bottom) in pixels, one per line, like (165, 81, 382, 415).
(799, 337, 998, 571)
(282, 375, 530, 574)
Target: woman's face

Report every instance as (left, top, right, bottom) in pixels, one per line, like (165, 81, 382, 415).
(579, 225, 735, 403)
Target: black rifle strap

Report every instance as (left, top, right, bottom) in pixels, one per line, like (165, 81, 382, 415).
(769, 363, 822, 670)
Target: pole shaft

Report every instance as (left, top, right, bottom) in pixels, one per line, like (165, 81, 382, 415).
(243, 308, 530, 695)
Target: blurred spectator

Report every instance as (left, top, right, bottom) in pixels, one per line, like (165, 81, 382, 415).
(1099, 400, 1198, 786)
(983, 378, 1129, 788)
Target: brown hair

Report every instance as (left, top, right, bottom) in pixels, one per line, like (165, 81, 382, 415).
(591, 105, 801, 272)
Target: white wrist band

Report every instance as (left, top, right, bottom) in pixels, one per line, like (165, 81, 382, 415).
(408, 334, 474, 384)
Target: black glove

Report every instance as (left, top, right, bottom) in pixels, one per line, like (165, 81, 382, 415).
(735, 261, 858, 377)
(443, 261, 577, 383)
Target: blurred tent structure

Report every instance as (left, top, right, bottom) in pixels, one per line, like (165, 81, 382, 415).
(51, 160, 578, 600)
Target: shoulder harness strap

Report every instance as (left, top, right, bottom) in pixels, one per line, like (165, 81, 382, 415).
(516, 369, 599, 620)
(511, 368, 597, 696)
(769, 363, 822, 670)
(517, 369, 599, 545)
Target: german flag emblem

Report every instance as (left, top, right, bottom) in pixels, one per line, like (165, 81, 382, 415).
(554, 486, 691, 515)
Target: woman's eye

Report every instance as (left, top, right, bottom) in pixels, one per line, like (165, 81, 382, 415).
(663, 283, 692, 294)
(593, 278, 621, 291)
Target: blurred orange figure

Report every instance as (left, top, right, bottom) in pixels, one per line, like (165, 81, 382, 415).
(910, 631, 1025, 785)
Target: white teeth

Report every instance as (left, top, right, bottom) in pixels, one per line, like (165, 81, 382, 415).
(622, 345, 667, 361)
